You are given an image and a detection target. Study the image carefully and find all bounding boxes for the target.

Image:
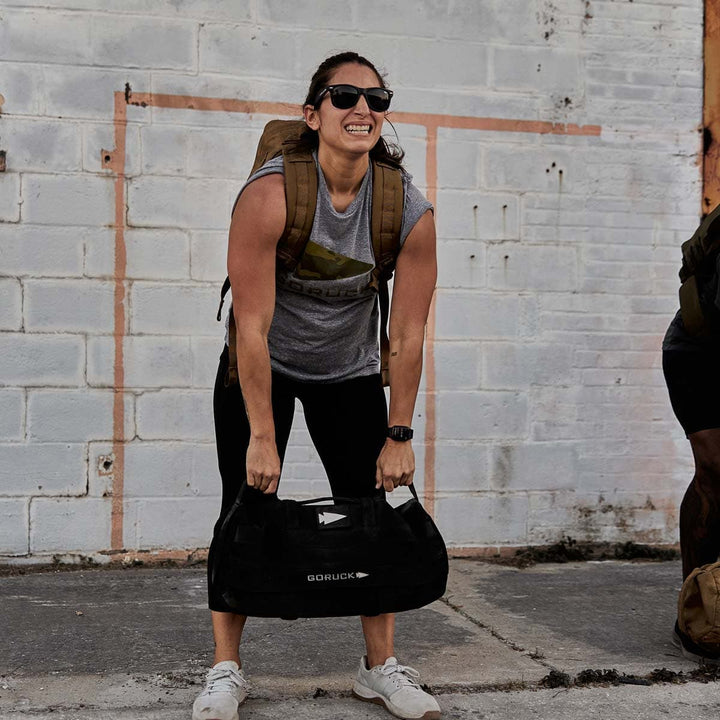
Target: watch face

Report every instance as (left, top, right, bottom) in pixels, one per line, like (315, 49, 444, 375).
(388, 426, 413, 441)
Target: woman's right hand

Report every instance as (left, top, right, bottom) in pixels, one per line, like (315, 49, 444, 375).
(246, 436, 281, 494)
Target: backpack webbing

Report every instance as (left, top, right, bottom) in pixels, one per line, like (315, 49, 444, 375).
(217, 119, 404, 388)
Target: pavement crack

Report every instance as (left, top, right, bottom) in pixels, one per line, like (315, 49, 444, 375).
(439, 596, 555, 669)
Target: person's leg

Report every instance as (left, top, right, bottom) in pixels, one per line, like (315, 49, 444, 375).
(299, 374, 395, 665)
(681, 428, 720, 579)
(208, 350, 296, 663)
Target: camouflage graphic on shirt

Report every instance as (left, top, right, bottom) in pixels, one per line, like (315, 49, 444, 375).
(295, 240, 373, 280)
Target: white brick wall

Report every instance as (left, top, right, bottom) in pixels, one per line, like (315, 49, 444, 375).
(0, 0, 704, 559)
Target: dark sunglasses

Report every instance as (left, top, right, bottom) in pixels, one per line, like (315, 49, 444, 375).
(313, 84, 393, 113)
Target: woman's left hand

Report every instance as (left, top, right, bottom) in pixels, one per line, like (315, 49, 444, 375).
(375, 439, 415, 492)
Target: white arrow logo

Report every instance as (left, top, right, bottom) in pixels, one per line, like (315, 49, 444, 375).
(318, 511, 347, 526)
(356, 572, 369, 579)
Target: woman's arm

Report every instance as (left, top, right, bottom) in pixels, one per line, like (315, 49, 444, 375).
(228, 173, 286, 493)
(376, 209, 437, 492)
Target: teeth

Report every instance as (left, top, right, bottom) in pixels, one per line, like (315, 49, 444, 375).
(346, 125, 371, 134)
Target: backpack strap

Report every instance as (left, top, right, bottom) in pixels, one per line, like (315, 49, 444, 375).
(370, 160, 405, 386)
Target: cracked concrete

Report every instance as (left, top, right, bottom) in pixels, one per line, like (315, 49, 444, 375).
(1, 559, 718, 718)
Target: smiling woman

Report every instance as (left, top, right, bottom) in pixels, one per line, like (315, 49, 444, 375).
(192, 52, 440, 720)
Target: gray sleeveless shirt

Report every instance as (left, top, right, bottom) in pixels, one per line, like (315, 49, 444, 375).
(229, 155, 432, 382)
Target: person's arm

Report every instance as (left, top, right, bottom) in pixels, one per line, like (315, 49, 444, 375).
(375, 210, 437, 492)
(227, 173, 286, 493)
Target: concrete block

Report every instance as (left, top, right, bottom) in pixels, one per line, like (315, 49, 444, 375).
(125, 229, 190, 280)
(0, 279, 22, 331)
(30, 497, 111, 553)
(434, 342, 480, 390)
(434, 443, 490, 493)
(0, 391, 24, 441)
(0, 225, 85, 277)
(0, 173, 21, 222)
(392, 39, 488, 89)
(0, 443, 86, 496)
(187, 129, 258, 179)
(83, 228, 117, 278)
(87, 336, 192, 388)
(483, 343, 574, 388)
(0, 10, 92, 64)
(436, 293, 520, 339)
(192, 337, 224, 388)
(0, 499, 29, 555)
(90, 15, 197, 70)
(22, 174, 114, 226)
(484, 145, 580, 193)
(124, 441, 218, 498)
(435, 493, 529, 546)
(436, 191, 519, 241)
(130, 283, 221, 336)
(43, 66, 151, 120)
(437, 391, 528, 440)
(258, 0, 356, 29)
(140, 125, 189, 176)
(489, 444, 577, 492)
(124, 497, 218, 550)
(2, 118, 82, 173)
(493, 46, 581, 94)
(436, 240, 485, 289)
(437, 136, 481, 190)
(487, 245, 578, 292)
(526, 491, 578, 544)
(190, 231, 227, 282)
(200, 24, 297, 77)
(87, 442, 114, 498)
(0, 334, 84, 387)
(24, 280, 114, 333)
(0, 62, 43, 115)
(135, 390, 214, 441)
(83, 122, 141, 175)
(27, 390, 133, 442)
(127, 177, 233, 230)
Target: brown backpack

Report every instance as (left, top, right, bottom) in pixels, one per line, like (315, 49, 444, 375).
(678, 560, 720, 651)
(217, 119, 405, 387)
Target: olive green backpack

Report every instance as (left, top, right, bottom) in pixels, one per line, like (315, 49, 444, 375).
(217, 119, 404, 386)
(679, 203, 720, 336)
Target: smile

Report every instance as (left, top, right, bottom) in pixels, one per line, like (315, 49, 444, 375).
(345, 124, 372, 134)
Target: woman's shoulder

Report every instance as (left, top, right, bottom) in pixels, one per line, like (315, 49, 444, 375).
(231, 156, 285, 217)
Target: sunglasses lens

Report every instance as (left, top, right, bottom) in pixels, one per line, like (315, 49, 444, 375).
(330, 86, 361, 109)
(366, 89, 391, 112)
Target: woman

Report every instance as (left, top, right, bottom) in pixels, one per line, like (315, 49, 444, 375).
(193, 52, 440, 720)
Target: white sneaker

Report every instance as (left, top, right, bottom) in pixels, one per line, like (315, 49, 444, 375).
(192, 660, 249, 720)
(352, 656, 441, 720)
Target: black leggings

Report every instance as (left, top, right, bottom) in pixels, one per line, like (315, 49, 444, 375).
(209, 346, 387, 611)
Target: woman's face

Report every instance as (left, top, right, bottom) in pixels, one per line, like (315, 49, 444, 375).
(305, 63, 386, 160)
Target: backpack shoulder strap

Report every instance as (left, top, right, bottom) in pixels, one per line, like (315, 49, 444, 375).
(370, 160, 404, 282)
(370, 160, 404, 386)
(277, 146, 317, 270)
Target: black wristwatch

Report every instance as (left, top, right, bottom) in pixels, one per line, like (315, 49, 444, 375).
(387, 425, 414, 442)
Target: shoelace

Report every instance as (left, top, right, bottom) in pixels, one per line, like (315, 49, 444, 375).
(204, 667, 246, 695)
(379, 662, 422, 690)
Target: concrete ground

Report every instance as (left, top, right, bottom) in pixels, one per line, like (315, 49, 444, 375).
(1, 558, 719, 719)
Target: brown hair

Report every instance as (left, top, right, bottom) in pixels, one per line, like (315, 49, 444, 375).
(295, 51, 405, 169)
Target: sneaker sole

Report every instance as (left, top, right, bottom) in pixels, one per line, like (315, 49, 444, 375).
(672, 628, 720, 666)
(352, 687, 441, 720)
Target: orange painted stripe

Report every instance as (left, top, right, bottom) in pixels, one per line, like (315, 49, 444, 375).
(704, 0, 720, 211)
(110, 92, 127, 551)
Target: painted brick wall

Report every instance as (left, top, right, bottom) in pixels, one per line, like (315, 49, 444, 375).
(0, 0, 703, 559)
